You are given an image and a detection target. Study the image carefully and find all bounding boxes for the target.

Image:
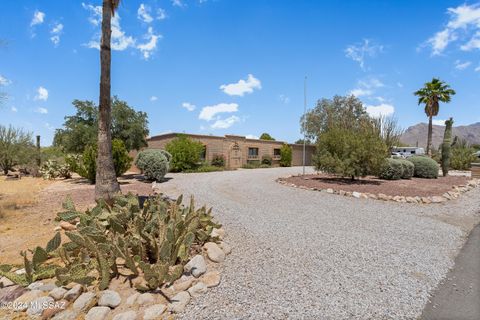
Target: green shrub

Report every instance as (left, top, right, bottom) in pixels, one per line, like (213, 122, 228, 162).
(39, 160, 72, 180)
(397, 159, 414, 179)
(261, 155, 272, 166)
(77, 145, 97, 183)
(242, 160, 261, 169)
(450, 146, 477, 170)
(166, 135, 204, 172)
(378, 158, 404, 180)
(211, 154, 225, 167)
(407, 156, 438, 178)
(279, 144, 292, 167)
(135, 149, 169, 181)
(186, 165, 224, 173)
(112, 139, 133, 177)
(259, 164, 271, 168)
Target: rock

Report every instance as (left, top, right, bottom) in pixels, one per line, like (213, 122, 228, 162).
(368, 193, 378, 200)
(73, 291, 96, 312)
(211, 228, 225, 239)
(54, 226, 62, 232)
(59, 221, 76, 231)
(98, 290, 121, 308)
(326, 188, 334, 194)
(51, 310, 79, 320)
(49, 287, 68, 300)
(26, 296, 54, 317)
(112, 311, 137, 320)
(173, 276, 194, 292)
(352, 192, 361, 198)
(203, 242, 225, 263)
(13, 289, 44, 311)
(38, 283, 58, 292)
(28, 281, 44, 290)
(184, 255, 207, 278)
(187, 282, 207, 297)
(64, 284, 83, 302)
(201, 271, 221, 288)
(0, 285, 27, 304)
(338, 190, 346, 196)
(125, 292, 140, 306)
(377, 193, 389, 201)
(15, 268, 26, 275)
(168, 291, 190, 313)
(431, 196, 446, 203)
(422, 197, 432, 204)
(0, 276, 14, 288)
(405, 197, 417, 203)
(136, 292, 155, 306)
(219, 242, 232, 255)
(143, 304, 167, 320)
(85, 306, 111, 320)
(41, 300, 69, 319)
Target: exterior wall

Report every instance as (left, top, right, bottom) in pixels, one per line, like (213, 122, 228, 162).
(135, 133, 315, 170)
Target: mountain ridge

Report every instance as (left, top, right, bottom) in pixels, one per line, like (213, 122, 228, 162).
(400, 122, 480, 148)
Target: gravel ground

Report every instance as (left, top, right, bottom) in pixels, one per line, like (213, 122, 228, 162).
(156, 167, 480, 320)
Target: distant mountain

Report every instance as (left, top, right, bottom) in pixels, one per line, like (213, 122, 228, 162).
(400, 122, 480, 148)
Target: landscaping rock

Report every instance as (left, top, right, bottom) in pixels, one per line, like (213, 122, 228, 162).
(352, 192, 361, 198)
(112, 310, 137, 320)
(173, 275, 195, 292)
(136, 292, 155, 306)
(59, 221, 76, 231)
(184, 254, 207, 277)
(49, 287, 68, 300)
(64, 284, 83, 301)
(168, 291, 190, 313)
(0, 285, 27, 304)
(13, 289, 44, 311)
(51, 310, 79, 320)
(38, 283, 58, 292)
(85, 306, 111, 320)
(28, 281, 44, 290)
(219, 242, 232, 255)
(187, 282, 207, 297)
(0, 276, 14, 287)
(73, 291, 96, 312)
(211, 228, 225, 239)
(326, 188, 334, 194)
(26, 296, 54, 317)
(204, 242, 225, 263)
(41, 300, 69, 319)
(431, 196, 446, 203)
(143, 304, 167, 320)
(201, 271, 221, 288)
(125, 292, 140, 306)
(98, 290, 121, 308)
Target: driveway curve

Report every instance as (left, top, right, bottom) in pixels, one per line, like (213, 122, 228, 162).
(157, 167, 480, 320)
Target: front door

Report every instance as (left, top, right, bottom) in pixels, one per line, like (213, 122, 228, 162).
(229, 142, 242, 169)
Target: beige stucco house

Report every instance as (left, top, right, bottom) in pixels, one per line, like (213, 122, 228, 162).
(141, 133, 315, 170)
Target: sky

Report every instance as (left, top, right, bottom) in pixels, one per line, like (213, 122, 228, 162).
(1, 0, 480, 146)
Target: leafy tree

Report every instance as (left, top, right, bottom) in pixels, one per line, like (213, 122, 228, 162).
(294, 138, 312, 145)
(53, 98, 148, 153)
(259, 133, 275, 140)
(371, 115, 404, 150)
(279, 144, 292, 167)
(165, 135, 204, 172)
(414, 78, 456, 156)
(0, 125, 35, 174)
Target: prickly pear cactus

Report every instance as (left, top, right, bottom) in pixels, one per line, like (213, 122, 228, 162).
(441, 118, 454, 177)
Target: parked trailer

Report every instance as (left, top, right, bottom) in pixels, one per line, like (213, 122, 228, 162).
(391, 147, 425, 157)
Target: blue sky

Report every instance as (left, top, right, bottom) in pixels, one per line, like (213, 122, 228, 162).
(1, 0, 480, 145)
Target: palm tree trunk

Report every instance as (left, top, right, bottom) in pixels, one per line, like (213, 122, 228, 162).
(426, 115, 433, 156)
(95, 0, 120, 200)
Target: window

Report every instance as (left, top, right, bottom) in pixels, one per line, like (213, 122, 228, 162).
(273, 148, 281, 158)
(248, 147, 259, 158)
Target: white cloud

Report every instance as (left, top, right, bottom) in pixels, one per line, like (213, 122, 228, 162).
(36, 107, 48, 114)
(50, 23, 64, 46)
(279, 94, 290, 104)
(199, 103, 238, 121)
(344, 39, 384, 70)
(82, 3, 102, 26)
(0, 75, 11, 86)
(137, 27, 161, 59)
(172, 0, 185, 7)
(210, 116, 240, 129)
(349, 77, 384, 97)
(427, 4, 480, 55)
(397, 82, 404, 88)
(475, 65, 480, 72)
(31, 10, 45, 27)
(150, 96, 158, 101)
(454, 60, 471, 70)
(349, 88, 372, 97)
(138, 4, 153, 23)
(157, 8, 167, 20)
(181, 102, 196, 111)
(365, 103, 394, 118)
(220, 74, 261, 96)
(11, 106, 17, 112)
(246, 134, 259, 139)
(432, 119, 447, 126)
(34, 86, 48, 101)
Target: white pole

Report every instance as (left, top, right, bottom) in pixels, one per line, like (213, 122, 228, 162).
(303, 76, 307, 175)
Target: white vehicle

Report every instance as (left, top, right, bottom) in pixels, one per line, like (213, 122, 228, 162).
(391, 147, 425, 158)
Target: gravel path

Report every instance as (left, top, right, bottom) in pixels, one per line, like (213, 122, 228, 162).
(157, 167, 480, 320)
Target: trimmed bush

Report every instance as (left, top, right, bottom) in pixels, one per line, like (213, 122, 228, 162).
(211, 154, 225, 167)
(261, 155, 272, 166)
(407, 156, 439, 179)
(379, 158, 404, 180)
(165, 135, 204, 172)
(397, 159, 414, 179)
(135, 149, 169, 181)
(279, 144, 292, 167)
(112, 139, 133, 177)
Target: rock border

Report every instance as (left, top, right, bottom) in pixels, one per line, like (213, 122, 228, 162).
(277, 176, 480, 204)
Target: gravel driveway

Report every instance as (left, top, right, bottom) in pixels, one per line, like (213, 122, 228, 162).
(158, 167, 480, 320)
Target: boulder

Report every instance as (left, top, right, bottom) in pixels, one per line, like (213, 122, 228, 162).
(143, 304, 167, 320)
(73, 292, 96, 312)
(168, 291, 190, 313)
(13, 289, 44, 311)
(49, 287, 68, 301)
(136, 292, 155, 306)
(203, 242, 225, 263)
(51, 310, 79, 320)
(125, 292, 140, 306)
(64, 284, 83, 302)
(173, 276, 194, 292)
(187, 282, 207, 297)
(184, 255, 207, 278)
(26, 296, 54, 317)
(98, 290, 121, 308)
(201, 271, 221, 288)
(85, 306, 111, 320)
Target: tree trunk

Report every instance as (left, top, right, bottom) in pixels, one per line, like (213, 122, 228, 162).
(95, 0, 120, 201)
(426, 115, 433, 156)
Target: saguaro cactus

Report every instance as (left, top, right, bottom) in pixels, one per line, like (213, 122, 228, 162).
(441, 118, 454, 176)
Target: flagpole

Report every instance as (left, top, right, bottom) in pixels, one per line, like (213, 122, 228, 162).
(303, 76, 307, 175)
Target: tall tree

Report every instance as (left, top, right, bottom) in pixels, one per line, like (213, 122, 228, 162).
(259, 133, 275, 140)
(95, 0, 121, 200)
(414, 78, 456, 156)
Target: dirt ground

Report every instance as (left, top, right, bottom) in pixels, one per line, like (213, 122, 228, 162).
(0, 174, 156, 265)
(283, 173, 470, 197)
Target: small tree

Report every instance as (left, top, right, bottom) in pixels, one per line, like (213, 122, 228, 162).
(279, 144, 292, 167)
(165, 135, 204, 172)
(0, 125, 35, 174)
(259, 133, 275, 141)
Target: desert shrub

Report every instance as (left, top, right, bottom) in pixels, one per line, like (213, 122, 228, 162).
(279, 144, 292, 167)
(259, 164, 271, 168)
(76, 145, 97, 183)
(450, 146, 476, 170)
(242, 160, 261, 169)
(0, 125, 36, 175)
(378, 158, 404, 180)
(39, 160, 72, 180)
(112, 139, 133, 177)
(185, 165, 224, 173)
(407, 156, 438, 178)
(397, 159, 414, 179)
(0, 194, 221, 290)
(135, 149, 169, 181)
(166, 135, 204, 172)
(261, 155, 272, 166)
(211, 154, 225, 167)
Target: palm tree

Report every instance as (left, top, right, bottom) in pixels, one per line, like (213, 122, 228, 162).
(95, 0, 121, 200)
(414, 78, 456, 156)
